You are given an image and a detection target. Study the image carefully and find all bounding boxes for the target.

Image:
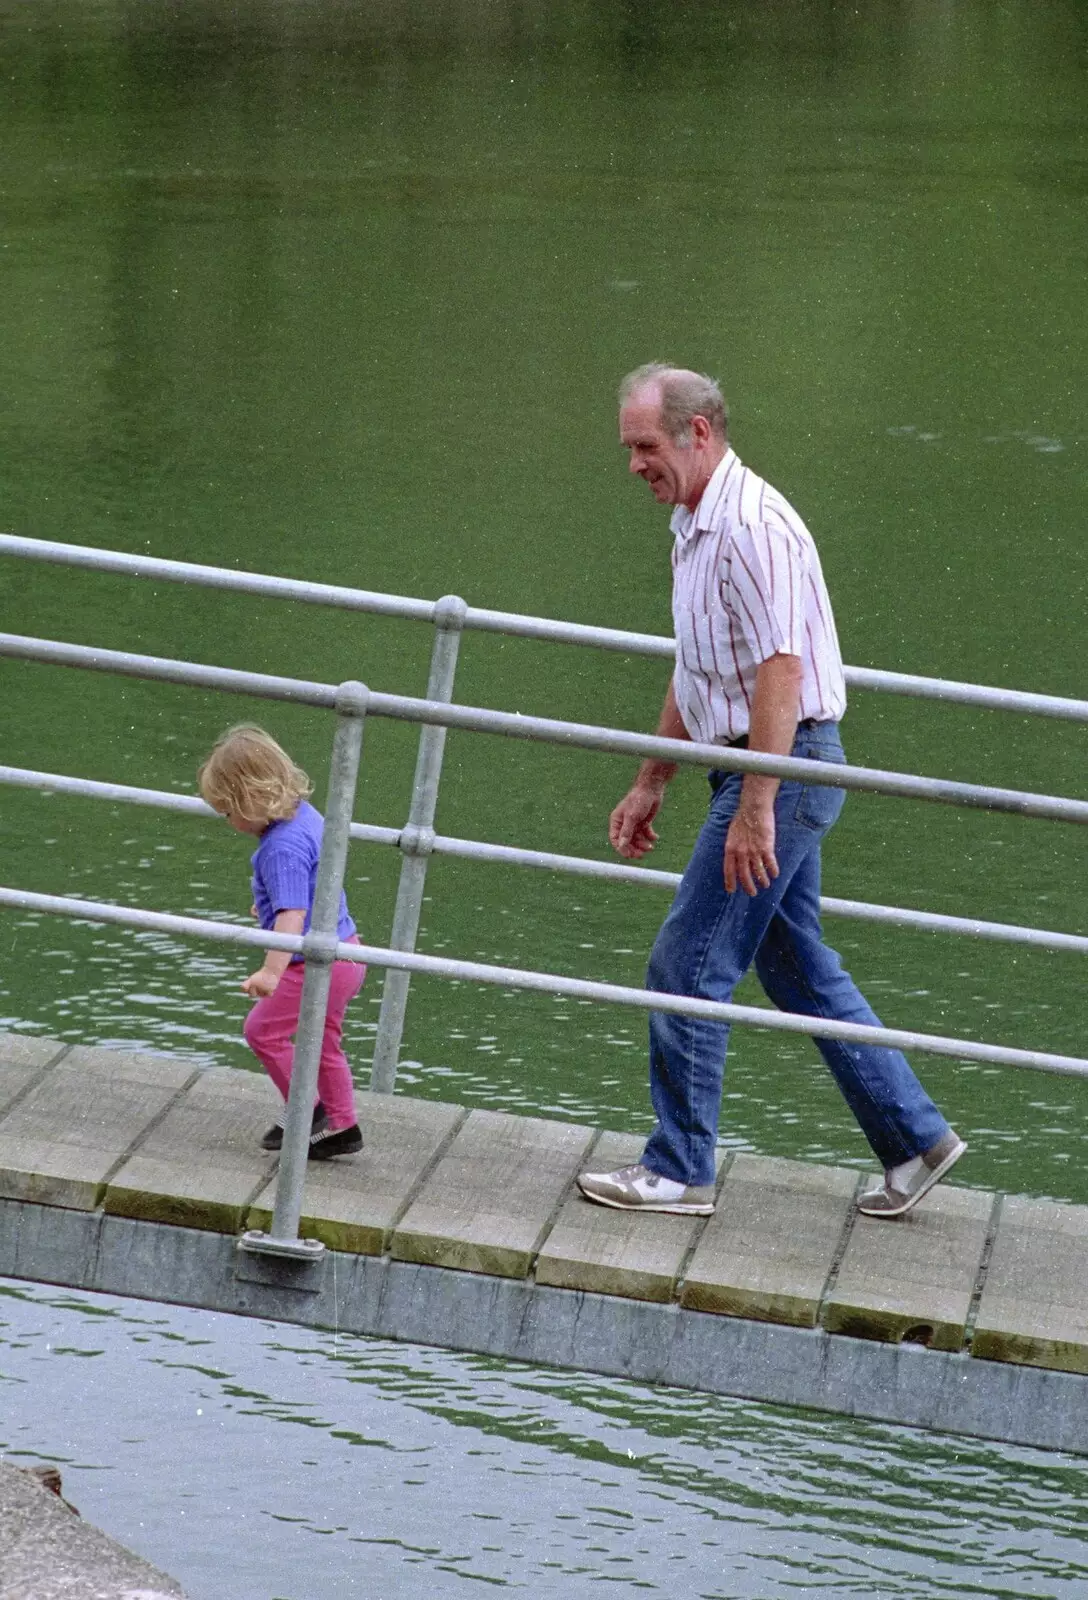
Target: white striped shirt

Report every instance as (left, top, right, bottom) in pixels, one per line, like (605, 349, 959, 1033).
(669, 448, 847, 744)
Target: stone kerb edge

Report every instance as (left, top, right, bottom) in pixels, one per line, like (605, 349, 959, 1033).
(1, 1200, 1087, 1459)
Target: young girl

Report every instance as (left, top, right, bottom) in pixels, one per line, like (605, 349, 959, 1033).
(198, 724, 365, 1159)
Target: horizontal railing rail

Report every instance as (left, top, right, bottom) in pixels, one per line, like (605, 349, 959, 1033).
(4, 533, 1088, 721)
(4, 762, 1087, 957)
(5, 885, 1088, 1081)
(4, 632, 1088, 824)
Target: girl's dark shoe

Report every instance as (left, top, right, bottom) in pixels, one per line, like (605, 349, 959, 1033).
(307, 1123, 363, 1160)
(260, 1102, 327, 1151)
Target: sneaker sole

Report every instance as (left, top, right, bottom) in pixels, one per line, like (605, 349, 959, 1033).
(576, 1180, 714, 1216)
(857, 1137, 967, 1219)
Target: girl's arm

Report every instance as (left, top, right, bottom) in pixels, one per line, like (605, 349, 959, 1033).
(242, 908, 307, 997)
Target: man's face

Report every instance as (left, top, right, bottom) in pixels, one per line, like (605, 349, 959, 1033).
(620, 393, 706, 510)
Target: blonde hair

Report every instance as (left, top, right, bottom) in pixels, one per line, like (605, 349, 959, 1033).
(197, 725, 312, 824)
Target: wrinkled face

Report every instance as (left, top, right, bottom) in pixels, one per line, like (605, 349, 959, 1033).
(619, 392, 709, 510)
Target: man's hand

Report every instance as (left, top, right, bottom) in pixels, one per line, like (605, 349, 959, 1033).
(724, 799, 778, 895)
(609, 679, 687, 858)
(242, 965, 282, 998)
(610, 782, 665, 858)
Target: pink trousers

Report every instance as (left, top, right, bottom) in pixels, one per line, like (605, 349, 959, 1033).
(243, 949, 366, 1130)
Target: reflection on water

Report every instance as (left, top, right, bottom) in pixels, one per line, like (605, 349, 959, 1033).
(2, 1278, 1086, 1599)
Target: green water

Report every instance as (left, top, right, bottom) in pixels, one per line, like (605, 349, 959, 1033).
(3, 1278, 1088, 1600)
(1, 2, 1086, 1591)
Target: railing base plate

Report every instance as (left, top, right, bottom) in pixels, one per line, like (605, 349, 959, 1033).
(237, 1230, 325, 1263)
(234, 1231, 326, 1294)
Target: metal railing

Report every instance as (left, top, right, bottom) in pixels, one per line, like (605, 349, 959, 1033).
(2, 535, 1087, 1264)
(5, 763, 1088, 958)
(5, 534, 1088, 724)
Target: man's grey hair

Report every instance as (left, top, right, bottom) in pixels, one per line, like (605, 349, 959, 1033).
(618, 362, 728, 445)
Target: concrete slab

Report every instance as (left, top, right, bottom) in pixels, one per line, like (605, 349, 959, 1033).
(681, 1153, 858, 1327)
(0, 1046, 200, 1210)
(391, 1107, 595, 1277)
(246, 1093, 465, 1254)
(0, 1459, 187, 1598)
(825, 1181, 994, 1351)
(105, 1068, 279, 1233)
(2, 1032, 1088, 1458)
(972, 1195, 1088, 1375)
(0, 1035, 68, 1119)
(535, 1132, 706, 1302)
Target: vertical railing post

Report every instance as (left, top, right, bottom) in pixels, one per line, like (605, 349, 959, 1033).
(369, 594, 466, 1094)
(240, 680, 368, 1260)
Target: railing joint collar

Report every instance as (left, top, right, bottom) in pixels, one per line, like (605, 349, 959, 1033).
(335, 679, 369, 717)
(433, 595, 468, 631)
(300, 930, 339, 964)
(399, 824, 435, 858)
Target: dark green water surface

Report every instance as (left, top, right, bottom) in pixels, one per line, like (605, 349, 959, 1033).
(1, 2, 1086, 1593)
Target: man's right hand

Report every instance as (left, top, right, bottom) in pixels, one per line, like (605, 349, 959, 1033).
(609, 783, 665, 858)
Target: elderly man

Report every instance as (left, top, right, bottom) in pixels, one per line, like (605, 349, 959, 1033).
(577, 363, 964, 1219)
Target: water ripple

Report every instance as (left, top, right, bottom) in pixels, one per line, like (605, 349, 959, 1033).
(1, 1282, 1084, 1599)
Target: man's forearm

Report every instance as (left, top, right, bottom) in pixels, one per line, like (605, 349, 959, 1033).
(740, 654, 802, 812)
(635, 678, 690, 790)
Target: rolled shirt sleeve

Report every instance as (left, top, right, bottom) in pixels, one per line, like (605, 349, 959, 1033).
(727, 516, 806, 664)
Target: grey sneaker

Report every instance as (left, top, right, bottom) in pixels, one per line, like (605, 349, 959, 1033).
(856, 1131, 967, 1219)
(577, 1163, 715, 1216)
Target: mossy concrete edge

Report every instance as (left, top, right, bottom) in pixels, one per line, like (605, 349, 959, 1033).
(0, 1197, 1086, 1460)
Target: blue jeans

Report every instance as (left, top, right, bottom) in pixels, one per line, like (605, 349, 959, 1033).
(642, 721, 950, 1187)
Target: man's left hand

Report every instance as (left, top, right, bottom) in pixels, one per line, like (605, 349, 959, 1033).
(724, 804, 778, 896)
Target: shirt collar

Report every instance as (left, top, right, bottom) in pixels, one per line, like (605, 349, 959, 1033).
(669, 448, 737, 543)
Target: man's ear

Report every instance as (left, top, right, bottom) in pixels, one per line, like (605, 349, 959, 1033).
(690, 414, 713, 447)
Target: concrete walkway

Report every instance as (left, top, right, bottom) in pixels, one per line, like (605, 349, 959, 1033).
(0, 1031, 1086, 1457)
(0, 1461, 186, 1600)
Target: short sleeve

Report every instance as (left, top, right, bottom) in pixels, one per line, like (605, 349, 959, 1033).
(258, 842, 312, 914)
(725, 517, 806, 664)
